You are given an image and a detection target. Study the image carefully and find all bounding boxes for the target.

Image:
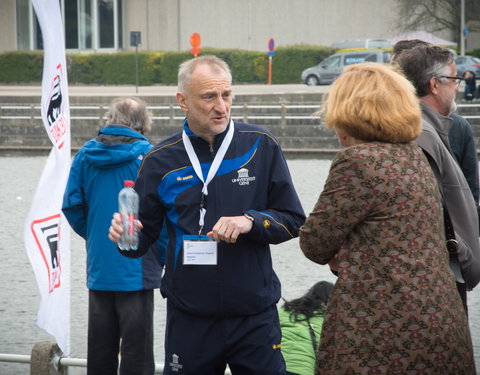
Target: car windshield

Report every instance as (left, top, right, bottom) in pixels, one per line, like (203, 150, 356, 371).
(472, 57, 480, 64)
(321, 56, 341, 67)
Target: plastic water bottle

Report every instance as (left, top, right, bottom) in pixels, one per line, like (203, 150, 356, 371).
(118, 180, 139, 251)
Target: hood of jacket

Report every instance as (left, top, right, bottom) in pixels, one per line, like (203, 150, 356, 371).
(82, 125, 152, 169)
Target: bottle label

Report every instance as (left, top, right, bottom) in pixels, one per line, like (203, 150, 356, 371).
(128, 213, 136, 236)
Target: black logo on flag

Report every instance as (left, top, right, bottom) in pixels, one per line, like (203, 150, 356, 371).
(30, 214, 62, 293)
(47, 74, 62, 128)
(45, 64, 67, 149)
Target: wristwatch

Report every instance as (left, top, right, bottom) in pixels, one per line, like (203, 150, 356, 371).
(244, 213, 255, 223)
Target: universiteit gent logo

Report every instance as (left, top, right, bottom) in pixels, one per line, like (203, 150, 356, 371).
(30, 214, 62, 293)
(231, 168, 256, 186)
(45, 64, 68, 150)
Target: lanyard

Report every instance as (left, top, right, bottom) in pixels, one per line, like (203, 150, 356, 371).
(182, 120, 235, 234)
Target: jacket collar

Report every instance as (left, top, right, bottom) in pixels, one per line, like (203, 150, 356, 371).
(99, 125, 148, 141)
(420, 102, 453, 151)
(182, 118, 232, 149)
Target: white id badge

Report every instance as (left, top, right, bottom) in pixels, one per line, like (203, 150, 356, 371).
(183, 235, 217, 265)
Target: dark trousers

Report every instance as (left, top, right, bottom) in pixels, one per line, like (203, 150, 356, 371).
(87, 289, 155, 375)
(456, 281, 468, 316)
(163, 301, 286, 375)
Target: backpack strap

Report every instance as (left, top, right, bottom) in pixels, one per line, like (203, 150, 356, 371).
(307, 317, 322, 375)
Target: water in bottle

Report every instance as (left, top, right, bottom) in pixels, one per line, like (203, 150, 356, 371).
(118, 180, 139, 251)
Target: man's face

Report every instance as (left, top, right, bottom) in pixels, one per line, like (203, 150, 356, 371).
(436, 62, 459, 116)
(177, 64, 232, 142)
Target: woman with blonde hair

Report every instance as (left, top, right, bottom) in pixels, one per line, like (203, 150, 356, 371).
(299, 63, 475, 374)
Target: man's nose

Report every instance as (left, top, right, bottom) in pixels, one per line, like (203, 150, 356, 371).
(213, 97, 228, 113)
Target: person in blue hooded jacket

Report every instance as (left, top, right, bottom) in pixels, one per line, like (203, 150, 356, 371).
(62, 97, 167, 375)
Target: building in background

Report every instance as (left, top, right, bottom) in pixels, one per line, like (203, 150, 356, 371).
(1, 0, 479, 54)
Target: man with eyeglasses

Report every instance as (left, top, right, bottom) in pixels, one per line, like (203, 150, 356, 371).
(393, 40, 480, 217)
(394, 44, 480, 314)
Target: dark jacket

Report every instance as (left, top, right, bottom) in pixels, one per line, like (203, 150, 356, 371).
(448, 113, 479, 204)
(120, 121, 306, 317)
(463, 71, 477, 100)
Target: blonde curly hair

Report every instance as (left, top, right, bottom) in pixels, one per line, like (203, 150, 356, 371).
(318, 62, 421, 143)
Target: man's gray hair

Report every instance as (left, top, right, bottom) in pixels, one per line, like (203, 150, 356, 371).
(105, 96, 151, 134)
(177, 55, 232, 94)
(394, 45, 455, 97)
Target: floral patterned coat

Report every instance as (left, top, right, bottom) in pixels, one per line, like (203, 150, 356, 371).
(300, 142, 475, 374)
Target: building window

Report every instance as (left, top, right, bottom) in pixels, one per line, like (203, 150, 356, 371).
(17, 0, 123, 51)
(65, 0, 79, 49)
(79, 0, 93, 49)
(16, 0, 31, 50)
(98, 0, 114, 48)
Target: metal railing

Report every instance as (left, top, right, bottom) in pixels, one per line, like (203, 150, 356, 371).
(0, 103, 322, 123)
(0, 352, 233, 374)
(1, 102, 480, 123)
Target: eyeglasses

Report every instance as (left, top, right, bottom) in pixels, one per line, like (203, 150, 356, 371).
(437, 75, 463, 87)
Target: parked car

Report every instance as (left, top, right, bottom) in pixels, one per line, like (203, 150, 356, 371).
(301, 50, 392, 85)
(331, 39, 392, 50)
(456, 55, 480, 77)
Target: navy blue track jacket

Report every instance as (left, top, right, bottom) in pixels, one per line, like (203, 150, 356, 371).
(120, 121, 306, 317)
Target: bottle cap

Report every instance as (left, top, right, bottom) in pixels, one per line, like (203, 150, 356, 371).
(124, 180, 135, 188)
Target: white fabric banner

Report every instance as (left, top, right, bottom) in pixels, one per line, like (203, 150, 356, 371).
(24, 0, 71, 354)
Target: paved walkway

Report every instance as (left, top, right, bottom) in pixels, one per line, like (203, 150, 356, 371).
(0, 84, 330, 97)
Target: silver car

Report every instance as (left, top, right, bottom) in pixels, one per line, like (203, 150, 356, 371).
(455, 55, 480, 77)
(301, 50, 392, 85)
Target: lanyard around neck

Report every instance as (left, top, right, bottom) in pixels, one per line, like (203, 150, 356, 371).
(182, 120, 235, 234)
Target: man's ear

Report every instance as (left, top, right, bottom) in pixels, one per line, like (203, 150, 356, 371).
(176, 92, 188, 112)
(429, 77, 439, 96)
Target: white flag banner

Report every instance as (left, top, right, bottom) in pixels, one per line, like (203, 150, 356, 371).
(24, 0, 71, 354)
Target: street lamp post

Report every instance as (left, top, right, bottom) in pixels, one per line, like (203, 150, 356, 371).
(460, 0, 465, 56)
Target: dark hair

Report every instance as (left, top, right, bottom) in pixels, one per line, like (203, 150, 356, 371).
(283, 281, 334, 322)
(394, 45, 455, 97)
(392, 39, 431, 60)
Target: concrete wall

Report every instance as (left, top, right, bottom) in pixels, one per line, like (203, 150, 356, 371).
(467, 31, 480, 51)
(0, 0, 16, 52)
(0, 0, 478, 53)
(2, 92, 480, 155)
(128, 0, 399, 52)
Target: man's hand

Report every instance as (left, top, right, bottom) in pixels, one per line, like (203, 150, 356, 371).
(207, 215, 253, 243)
(108, 212, 143, 243)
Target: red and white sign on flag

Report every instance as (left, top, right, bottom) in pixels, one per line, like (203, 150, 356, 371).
(24, 0, 71, 354)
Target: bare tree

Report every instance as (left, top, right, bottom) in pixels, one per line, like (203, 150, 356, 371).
(395, 0, 480, 43)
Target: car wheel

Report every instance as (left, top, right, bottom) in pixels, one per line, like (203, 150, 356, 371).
(305, 75, 319, 86)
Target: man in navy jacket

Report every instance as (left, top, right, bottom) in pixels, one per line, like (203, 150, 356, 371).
(109, 56, 305, 374)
